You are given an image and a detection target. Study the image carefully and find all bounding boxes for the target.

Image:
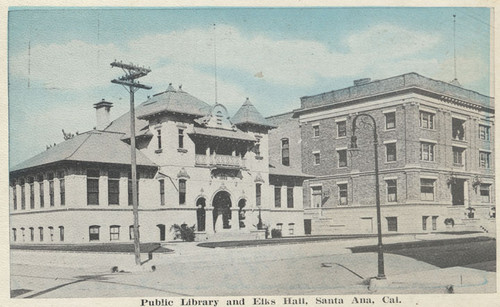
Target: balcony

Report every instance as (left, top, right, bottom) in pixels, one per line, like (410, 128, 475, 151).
(195, 154, 246, 169)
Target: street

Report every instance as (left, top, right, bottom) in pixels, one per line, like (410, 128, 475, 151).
(10, 235, 496, 298)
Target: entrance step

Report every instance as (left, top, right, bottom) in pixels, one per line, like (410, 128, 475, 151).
(206, 230, 266, 242)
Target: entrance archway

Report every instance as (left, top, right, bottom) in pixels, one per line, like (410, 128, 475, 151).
(196, 198, 206, 232)
(212, 191, 232, 232)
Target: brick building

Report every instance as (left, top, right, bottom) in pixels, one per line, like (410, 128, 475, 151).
(294, 73, 495, 235)
(9, 84, 310, 244)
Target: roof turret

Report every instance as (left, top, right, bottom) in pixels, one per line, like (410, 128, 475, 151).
(231, 98, 276, 129)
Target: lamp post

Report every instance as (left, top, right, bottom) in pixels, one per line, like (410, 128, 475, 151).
(350, 113, 386, 280)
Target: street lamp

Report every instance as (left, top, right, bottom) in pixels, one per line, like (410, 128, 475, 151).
(350, 113, 386, 280)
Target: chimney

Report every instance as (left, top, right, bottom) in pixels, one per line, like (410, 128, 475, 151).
(353, 78, 371, 86)
(93, 99, 113, 130)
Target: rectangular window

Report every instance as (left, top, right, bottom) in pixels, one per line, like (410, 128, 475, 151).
(87, 169, 100, 205)
(256, 183, 261, 207)
(338, 150, 347, 167)
(387, 180, 397, 202)
(157, 129, 162, 150)
(386, 143, 396, 162)
(313, 152, 320, 165)
(385, 112, 396, 129)
(30, 227, 34, 241)
(274, 186, 281, 208)
(276, 223, 283, 231)
(387, 217, 398, 232)
(179, 179, 186, 205)
(288, 223, 295, 235)
(254, 141, 261, 157)
(160, 179, 165, 206)
(452, 118, 466, 141)
(12, 185, 17, 210)
(337, 121, 346, 137)
(311, 186, 322, 208)
(108, 170, 120, 205)
(338, 184, 348, 206)
(313, 125, 320, 137)
(110, 225, 120, 241)
(422, 216, 429, 231)
(281, 138, 290, 166)
(432, 216, 438, 231)
(21, 181, 25, 210)
(420, 179, 435, 201)
(480, 184, 491, 203)
(12, 228, 16, 242)
(420, 142, 435, 161)
(39, 227, 43, 242)
(420, 111, 434, 129)
(58, 172, 65, 206)
(287, 186, 294, 208)
(89, 226, 100, 241)
(48, 173, 54, 207)
(38, 175, 44, 208)
(479, 125, 490, 141)
(29, 181, 35, 209)
(178, 129, 184, 149)
(452, 147, 465, 166)
(479, 151, 491, 168)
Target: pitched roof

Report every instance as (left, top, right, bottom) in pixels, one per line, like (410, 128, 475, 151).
(231, 98, 276, 128)
(268, 163, 314, 178)
(10, 130, 156, 173)
(189, 127, 256, 142)
(135, 84, 212, 119)
(105, 104, 152, 139)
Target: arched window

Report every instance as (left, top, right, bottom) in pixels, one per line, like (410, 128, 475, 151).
(179, 179, 186, 205)
(48, 226, 54, 242)
(89, 225, 100, 241)
(59, 226, 64, 242)
(29, 227, 34, 241)
(39, 227, 44, 242)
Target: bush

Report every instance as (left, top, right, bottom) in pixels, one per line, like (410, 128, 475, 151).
(444, 218, 455, 227)
(170, 223, 196, 242)
(271, 228, 282, 238)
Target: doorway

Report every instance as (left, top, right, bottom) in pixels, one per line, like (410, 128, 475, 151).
(451, 179, 465, 206)
(157, 224, 166, 241)
(196, 198, 206, 232)
(304, 219, 312, 235)
(212, 191, 232, 232)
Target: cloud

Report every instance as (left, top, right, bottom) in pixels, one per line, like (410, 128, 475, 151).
(9, 23, 486, 95)
(10, 40, 126, 90)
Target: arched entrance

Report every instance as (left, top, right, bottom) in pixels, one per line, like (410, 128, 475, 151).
(196, 198, 206, 232)
(212, 191, 232, 232)
(238, 199, 246, 229)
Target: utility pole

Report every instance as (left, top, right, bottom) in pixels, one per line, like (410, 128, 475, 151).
(110, 60, 152, 265)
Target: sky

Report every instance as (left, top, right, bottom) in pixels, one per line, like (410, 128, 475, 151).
(8, 7, 492, 167)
